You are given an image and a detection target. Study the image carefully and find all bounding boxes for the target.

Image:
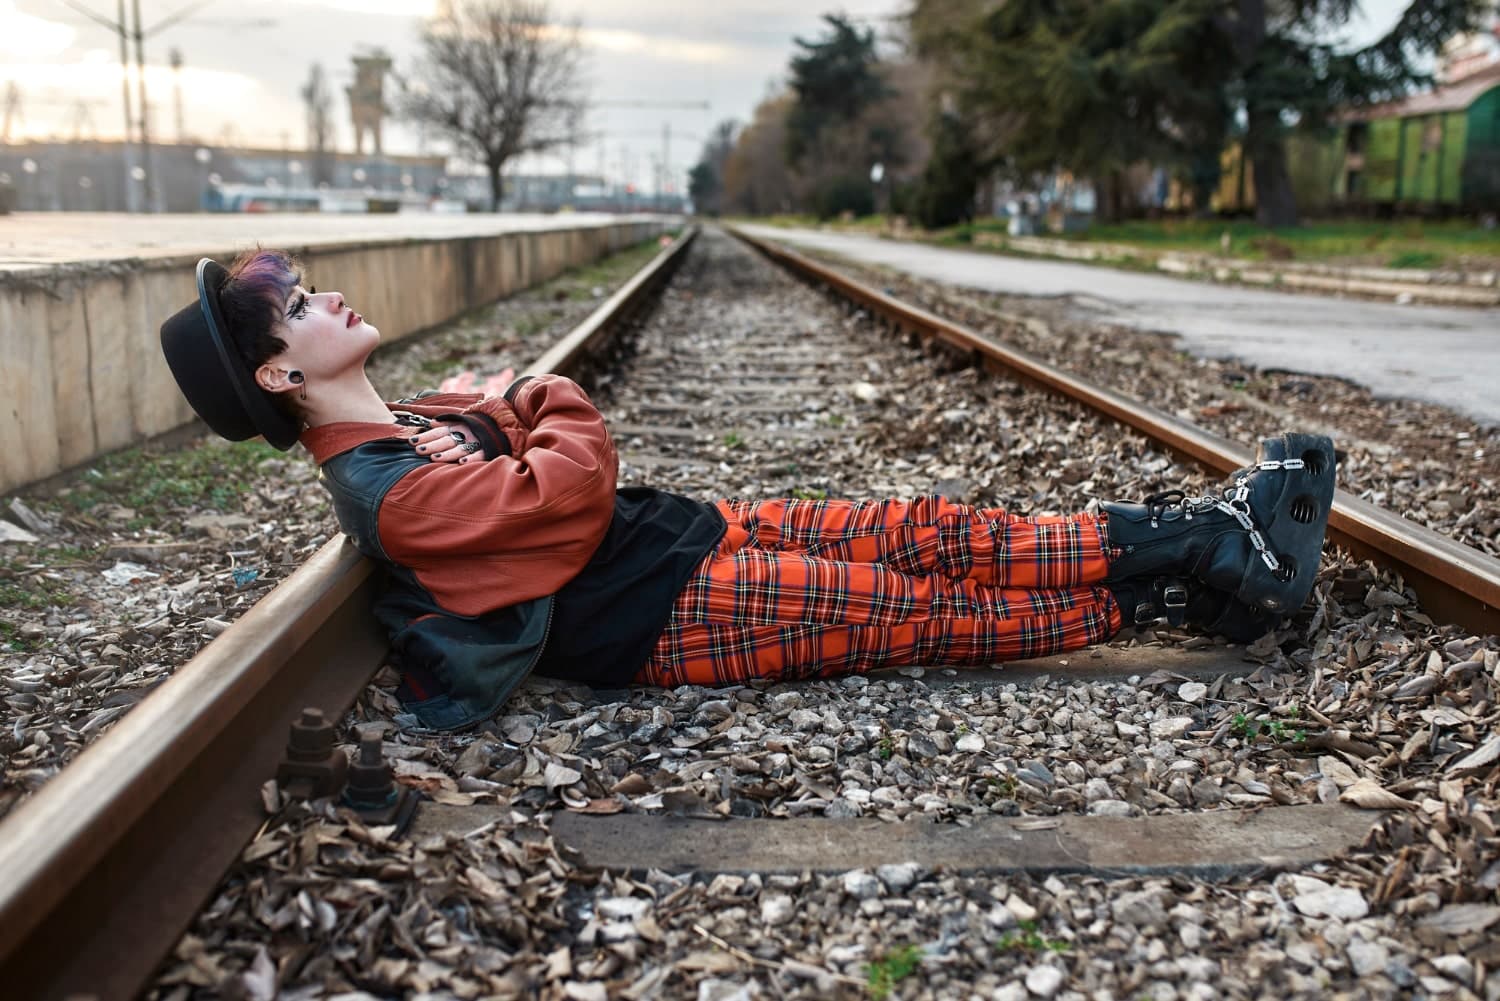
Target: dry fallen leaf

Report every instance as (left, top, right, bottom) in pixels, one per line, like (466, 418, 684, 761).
(1450, 735, 1500, 772)
(1340, 778, 1418, 811)
(1417, 903, 1500, 936)
(1318, 756, 1360, 790)
(545, 762, 583, 790)
(571, 797, 625, 815)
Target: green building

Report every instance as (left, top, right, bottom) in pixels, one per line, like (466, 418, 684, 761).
(1212, 63, 1500, 214)
(1338, 64, 1500, 210)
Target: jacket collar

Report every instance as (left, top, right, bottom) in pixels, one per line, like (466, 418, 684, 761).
(300, 394, 485, 465)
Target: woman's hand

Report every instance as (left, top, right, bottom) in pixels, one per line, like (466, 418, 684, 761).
(409, 423, 488, 464)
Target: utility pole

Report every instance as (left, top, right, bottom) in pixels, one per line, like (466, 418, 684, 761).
(130, 0, 158, 211)
(116, 0, 138, 211)
(170, 48, 186, 142)
(52, 0, 275, 211)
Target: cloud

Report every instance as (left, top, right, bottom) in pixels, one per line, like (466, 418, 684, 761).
(278, 0, 436, 15)
(576, 26, 746, 65)
(0, 1, 75, 57)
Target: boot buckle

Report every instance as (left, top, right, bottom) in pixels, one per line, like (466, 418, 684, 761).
(1162, 584, 1189, 610)
(1159, 581, 1190, 627)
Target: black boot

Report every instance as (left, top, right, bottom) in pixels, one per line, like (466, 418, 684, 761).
(1102, 432, 1336, 617)
(1109, 576, 1276, 644)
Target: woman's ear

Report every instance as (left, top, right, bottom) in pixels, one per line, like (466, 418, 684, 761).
(256, 364, 296, 395)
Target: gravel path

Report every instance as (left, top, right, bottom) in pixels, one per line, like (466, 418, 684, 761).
(146, 229, 1499, 1000)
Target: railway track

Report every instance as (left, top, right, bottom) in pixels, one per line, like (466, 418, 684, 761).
(1, 225, 1496, 1000)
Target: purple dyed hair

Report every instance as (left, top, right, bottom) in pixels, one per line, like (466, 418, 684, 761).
(218, 248, 306, 415)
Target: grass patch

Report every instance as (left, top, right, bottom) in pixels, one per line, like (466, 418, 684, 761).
(1387, 249, 1445, 269)
(50, 439, 280, 523)
(958, 217, 1500, 267)
(741, 213, 1500, 269)
(865, 944, 923, 1000)
(0, 571, 68, 613)
(554, 238, 672, 302)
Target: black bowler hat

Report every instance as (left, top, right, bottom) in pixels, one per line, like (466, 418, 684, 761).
(159, 257, 301, 450)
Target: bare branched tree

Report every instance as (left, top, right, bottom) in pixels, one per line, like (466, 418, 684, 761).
(402, 0, 585, 210)
(302, 64, 335, 187)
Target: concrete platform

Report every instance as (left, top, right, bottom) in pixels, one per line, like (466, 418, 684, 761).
(0, 211, 646, 269)
(0, 212, 670, 493)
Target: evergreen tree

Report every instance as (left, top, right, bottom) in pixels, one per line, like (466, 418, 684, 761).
(912, 0, 1233, 223)
(912, 0, 1482, 227)
(688, 120, 738, 216)
(911, 111, 983, 228)
(786, 14, 889, 165)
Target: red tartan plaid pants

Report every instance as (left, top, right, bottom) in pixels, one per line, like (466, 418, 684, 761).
(633, 496, 1121, 687)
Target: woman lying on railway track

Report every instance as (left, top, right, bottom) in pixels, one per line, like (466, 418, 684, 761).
(160, 250, 1337, 731)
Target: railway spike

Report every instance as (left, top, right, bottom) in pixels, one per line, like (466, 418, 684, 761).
(342, 728, 421, 834)
(274, 707, 349, 800)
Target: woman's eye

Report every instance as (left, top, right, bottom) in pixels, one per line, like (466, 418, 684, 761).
(289, 294, 309, 319)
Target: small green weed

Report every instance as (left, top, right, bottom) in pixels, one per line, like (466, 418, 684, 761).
(988, 774, 1018, 798)
(512, 313, 551, 337)
(1232, 711, 1307, 744)
(822, 412, 847, 428)
(877, 734, 896, 760)
(0, 620, 34, 652)
(865, 943, 923, 1000)
(996, 920, 1069, 954)
(1231, 712, 1260, 739)
(792, 487, 829, 501)
(722, 432, 745, 450)
(418, 356, 460, 376)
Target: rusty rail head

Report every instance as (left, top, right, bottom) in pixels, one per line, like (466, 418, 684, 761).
(728, 225, 1500, 637)
(0, 224, 697, 1001)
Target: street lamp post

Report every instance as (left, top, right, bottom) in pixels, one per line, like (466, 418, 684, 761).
(194, 147, 212, 210)
(21, 158, 38, 211)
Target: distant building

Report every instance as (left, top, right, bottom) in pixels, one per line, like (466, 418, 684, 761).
(0, 140, 688, 214)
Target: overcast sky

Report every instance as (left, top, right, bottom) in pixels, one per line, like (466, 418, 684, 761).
(5, 0, 1413, 191)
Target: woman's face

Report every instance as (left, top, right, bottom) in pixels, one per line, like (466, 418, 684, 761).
(270, 283, 381, 379)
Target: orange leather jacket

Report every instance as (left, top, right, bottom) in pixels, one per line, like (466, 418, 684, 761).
(301, 374, 619, 617)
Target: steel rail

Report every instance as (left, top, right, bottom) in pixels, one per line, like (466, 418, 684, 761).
(729, 225, 1500, 637)
(0, 226, 698, 1001)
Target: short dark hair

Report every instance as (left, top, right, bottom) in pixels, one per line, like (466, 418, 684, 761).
(218, 248, 304, 419)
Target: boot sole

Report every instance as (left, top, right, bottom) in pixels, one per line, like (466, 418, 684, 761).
(1229, 432, 1337, 616)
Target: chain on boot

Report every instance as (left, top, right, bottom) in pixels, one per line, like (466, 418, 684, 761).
(1101, 432, 1337, 618)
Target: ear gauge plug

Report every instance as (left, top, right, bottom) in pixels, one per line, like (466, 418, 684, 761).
(289, 370, 306, 401)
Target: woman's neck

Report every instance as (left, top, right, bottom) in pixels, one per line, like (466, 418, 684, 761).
(300, 372, 395, 428)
